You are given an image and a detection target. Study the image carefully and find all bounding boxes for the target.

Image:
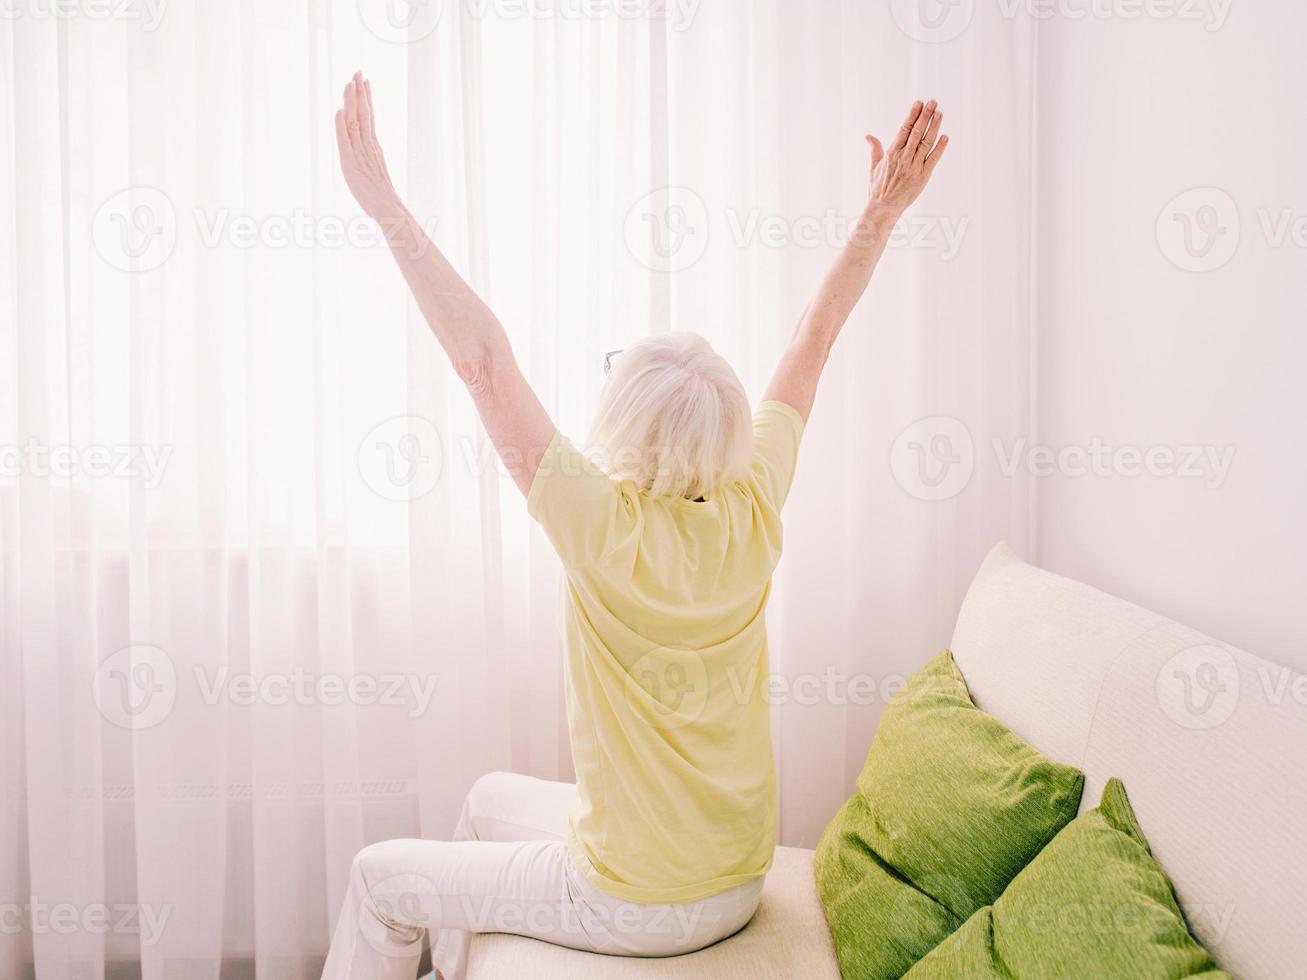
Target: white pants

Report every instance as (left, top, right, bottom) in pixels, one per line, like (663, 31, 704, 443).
(321, 772, 765, 980)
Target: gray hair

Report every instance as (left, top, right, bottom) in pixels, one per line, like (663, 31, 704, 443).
(587, 332, 751, 500)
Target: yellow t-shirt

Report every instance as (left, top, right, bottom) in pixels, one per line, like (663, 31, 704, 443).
(527, 400, 805, 904)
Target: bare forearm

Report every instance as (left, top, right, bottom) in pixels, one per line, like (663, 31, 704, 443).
(794, 202, 897, 355)
(763, 99, 948, 421)
(375, 200, 510, 381)
(762, 204, 897, 418)
(337, 72, 556, 497)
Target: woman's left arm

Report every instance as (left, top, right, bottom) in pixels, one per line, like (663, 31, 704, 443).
(336, 72, 554, 497)
(763, 99, 948, 422)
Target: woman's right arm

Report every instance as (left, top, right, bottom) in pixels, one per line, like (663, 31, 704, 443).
(336, 72, 555, 498)
(762, 99, 948, 422)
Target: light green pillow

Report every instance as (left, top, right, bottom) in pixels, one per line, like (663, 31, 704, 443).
(814, 650, 1085, 979)
(905, 778, 1230, 979)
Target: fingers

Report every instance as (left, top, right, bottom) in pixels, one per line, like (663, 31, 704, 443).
(917, 108, 943, 162)
(865, 133, 885, 170)
(906, 99, 937, 158)
(924, 133, 949, 173)
(355, 72, 373, 134)
(364, 79, 379, 144)
(363, 77, 389, 172)
(893, 100, 924, 152)
(353, 72, 382, 170)
(343, 79, 364, 157)
(334, 108, 350, 163)
(341, 71, 389, 176)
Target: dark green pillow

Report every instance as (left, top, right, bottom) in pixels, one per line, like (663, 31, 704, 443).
(814, 650, 1085, 979)
(904, 778, 1230, 979)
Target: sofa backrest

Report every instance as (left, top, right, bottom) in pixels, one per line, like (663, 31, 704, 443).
(950, 542, 1307, 980)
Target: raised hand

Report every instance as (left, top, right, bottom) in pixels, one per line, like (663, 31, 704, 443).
(762, 100, 951, 420)
(865, 99, 948, 216)
(335, 71, 400, 220)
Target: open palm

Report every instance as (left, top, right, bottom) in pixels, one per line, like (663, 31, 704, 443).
(866, 99, 948, 215)
(335, 71, 398, 220)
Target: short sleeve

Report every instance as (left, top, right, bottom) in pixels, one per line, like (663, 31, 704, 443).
(750, 400, 805, 510)
(527, 430, 639, 568)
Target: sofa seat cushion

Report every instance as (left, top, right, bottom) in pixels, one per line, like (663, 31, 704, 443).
(465, 846, 839, 979)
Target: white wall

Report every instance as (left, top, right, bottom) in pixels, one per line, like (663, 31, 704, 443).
(1033, 6, 1307, 670)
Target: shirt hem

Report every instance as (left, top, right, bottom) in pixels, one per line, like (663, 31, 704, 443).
(567, 834, 775, 905)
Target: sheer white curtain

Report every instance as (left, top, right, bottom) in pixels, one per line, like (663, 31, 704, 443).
(0, 1, 1035, 976)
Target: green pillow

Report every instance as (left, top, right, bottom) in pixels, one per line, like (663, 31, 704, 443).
(904, 778, 1230, 979)
(814, 650, 1085, 979)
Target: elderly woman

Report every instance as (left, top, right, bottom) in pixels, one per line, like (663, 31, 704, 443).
(323, 72, 947, 980)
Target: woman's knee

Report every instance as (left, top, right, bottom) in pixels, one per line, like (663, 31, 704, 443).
(455, 771, 515, 840)
(467, 770, 516, 807)
(349, 840, 434, 934)
(350, 838, 412, 886)
(351, 840, 430, 912)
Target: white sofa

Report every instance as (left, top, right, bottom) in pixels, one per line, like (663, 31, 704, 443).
(468, 543, 1307, 979)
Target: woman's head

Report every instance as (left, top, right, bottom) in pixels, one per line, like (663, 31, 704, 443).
(588, 332, 751, 500)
